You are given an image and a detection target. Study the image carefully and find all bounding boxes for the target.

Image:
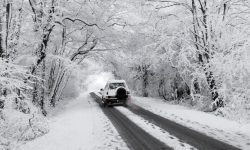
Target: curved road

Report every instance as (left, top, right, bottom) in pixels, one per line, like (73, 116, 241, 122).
(90, 92, 240, 150)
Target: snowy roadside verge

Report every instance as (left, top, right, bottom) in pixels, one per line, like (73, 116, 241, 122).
(19, 93, 129, 150)
(132, 96, 250, 149)
(0, 107, 49, 150)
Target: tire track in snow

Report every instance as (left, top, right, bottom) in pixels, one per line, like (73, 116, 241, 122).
(116, 106, 197, 150)
(88, 95, 129, 150)
(90, 92, 240, 150)
(128, 104, 240, 150)
(90, 92, 171, 150)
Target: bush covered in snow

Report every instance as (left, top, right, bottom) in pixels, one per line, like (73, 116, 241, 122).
(0, 109, 49, 150)
(209, 28, 250, 123)
(0, 59, 49, 149)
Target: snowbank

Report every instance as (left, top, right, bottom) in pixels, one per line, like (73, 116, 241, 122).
(0, 109, 48, 150)
(19, 93, 129, 150)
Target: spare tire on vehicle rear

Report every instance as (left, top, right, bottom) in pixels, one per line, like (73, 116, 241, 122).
(116, 87, 127, 99)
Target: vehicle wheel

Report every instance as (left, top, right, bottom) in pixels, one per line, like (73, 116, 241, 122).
(102, 98, 107, 107)
(108, 103, 113, 107)
(123, 101, 128, 107)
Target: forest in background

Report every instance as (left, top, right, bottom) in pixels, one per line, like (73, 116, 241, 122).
(1, 0, 250, 148)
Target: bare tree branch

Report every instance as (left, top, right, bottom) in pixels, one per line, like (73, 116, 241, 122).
(62, 17, 104, 30)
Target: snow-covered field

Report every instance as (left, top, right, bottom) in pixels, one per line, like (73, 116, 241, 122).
(19, 93, 129, 150)
(131, 96, 250, 150)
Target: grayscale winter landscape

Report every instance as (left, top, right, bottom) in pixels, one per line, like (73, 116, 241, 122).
(1, 0, 250, 150)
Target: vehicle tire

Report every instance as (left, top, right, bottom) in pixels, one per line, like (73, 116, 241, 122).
(102, 98, 107, 107)
(123, 101, 128, 107)
(108, 103, 113, 107)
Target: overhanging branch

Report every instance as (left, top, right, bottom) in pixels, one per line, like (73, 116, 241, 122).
(62, 17, 104, 30)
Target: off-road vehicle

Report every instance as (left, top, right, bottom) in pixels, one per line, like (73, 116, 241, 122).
(100, 80, 130, 107)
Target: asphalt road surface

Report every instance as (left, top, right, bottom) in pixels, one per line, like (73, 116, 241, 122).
(90, 92, 171, 150)
(90, 92, 240, 150)
(128, 104, 240, 150)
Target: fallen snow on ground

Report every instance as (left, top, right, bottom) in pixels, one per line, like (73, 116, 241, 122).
(19, 93, 129, 150)
(132, 96, 250, 150)
(116, 106, 197, 150)
(0, 106, 49, 150)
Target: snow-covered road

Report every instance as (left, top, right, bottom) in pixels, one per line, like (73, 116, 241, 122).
(19, 92, 250, 150)
(91, 92, 241, 150)
(90, 92, 172, 150)
(131, 96, 250, 150)
(19, 93, 129, 150)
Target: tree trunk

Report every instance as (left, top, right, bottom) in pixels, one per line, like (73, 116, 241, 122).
(190, 0, 220, 103)
(40, 59, 47, 115)
(142, 65, 149, 97)
(32, 82, 38, 104)
(5, 2, 12, 56)
(49, 68, 68, 107)
(0, 16, 3, 57)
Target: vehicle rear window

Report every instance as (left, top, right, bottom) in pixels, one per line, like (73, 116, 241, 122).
(109, 83, 125, 89)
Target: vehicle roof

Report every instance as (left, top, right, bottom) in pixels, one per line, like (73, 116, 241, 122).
(107, 80, 126, 83)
